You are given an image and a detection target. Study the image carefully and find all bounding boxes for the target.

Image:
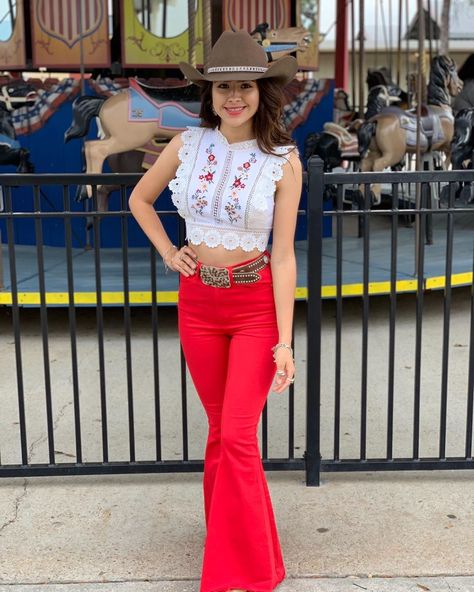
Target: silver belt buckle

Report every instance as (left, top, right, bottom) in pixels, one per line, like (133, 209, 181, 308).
(200, 265, 231, 288)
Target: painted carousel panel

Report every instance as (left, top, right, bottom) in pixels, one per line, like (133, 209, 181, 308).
(32, 0, 110, 68)
(121, 0, 204, 68)
(0, 0, 26, 69)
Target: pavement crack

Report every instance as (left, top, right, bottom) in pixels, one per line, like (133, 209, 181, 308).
(0, 479, 28, 536)
(445, 577, 454, 592)
(27, 400, 74, 462)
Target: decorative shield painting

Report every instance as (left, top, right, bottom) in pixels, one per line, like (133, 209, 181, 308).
(0, 0, 26, 69)
(223, 0, 290, 32)
(32, 0, 110, 68)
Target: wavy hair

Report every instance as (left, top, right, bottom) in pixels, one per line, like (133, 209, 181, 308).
(198, 79, 296, 156)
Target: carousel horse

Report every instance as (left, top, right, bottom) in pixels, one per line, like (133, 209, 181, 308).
(65, 25, 311, 200)
(333, 88, 357, 125)
(0, 79, 37, 171)
(250, 22, 310, 60)
(358, 55, 463, 204)
(0, 79, 38, 111)
(440, 108, 474, 205)
(64, 79, 201, 199)
(366, 67, 409, 110)
(304, 85, 402, 172)
(0, 102, 34, 172)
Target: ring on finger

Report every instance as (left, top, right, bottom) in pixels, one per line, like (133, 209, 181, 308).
(276, 370, 286, 376)
(285, 377, 295, 383)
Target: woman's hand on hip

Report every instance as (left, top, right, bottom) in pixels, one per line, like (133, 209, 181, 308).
(166, 245, 198, 276)
(272, 348, 295, 393)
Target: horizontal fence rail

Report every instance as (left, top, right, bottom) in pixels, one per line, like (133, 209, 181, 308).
(2, 168, 474, 484)
(306, 157, 474, 483)
(0, 174, 305, 478)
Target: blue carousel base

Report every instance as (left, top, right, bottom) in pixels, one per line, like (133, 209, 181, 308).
(1, 216, 473, 307)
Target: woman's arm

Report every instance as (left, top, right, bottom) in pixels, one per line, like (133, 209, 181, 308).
(128, 132, 197, 276)
(270, 150, 303, 393)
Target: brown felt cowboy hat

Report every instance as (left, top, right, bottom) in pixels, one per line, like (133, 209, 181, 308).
(179, 30, 298, 86)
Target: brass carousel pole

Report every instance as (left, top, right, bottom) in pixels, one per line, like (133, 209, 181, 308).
(358, 0, 365, 117)
(188, 0, 196, 67)
(415, 0, 426, 273)
(397, 0, 402, 86)
(427, 0, 433, 65)
(351, 0, 356, 113)
(202, 0, 212, 64)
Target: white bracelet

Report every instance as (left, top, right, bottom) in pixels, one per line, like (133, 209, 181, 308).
(163, 244, 178, 273)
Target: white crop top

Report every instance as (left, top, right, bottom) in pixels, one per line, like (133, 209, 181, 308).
(168, 126, 295, 252)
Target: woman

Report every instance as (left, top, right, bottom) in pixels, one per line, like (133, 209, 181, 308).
(129, 30, 302, 592)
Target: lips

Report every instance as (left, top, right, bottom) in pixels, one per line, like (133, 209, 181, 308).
(224, 106, 246, 116)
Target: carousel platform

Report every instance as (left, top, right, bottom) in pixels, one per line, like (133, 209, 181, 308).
(1, 215, 473, 307)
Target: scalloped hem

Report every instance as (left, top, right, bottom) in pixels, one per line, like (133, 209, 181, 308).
(188, 237, 268, 253)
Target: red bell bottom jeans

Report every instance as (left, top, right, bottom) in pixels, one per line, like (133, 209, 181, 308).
(177, 251, 286, 592)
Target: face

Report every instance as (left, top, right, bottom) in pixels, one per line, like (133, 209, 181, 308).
(211, 80, 260, 128)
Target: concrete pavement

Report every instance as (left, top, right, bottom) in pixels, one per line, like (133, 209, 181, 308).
(1, 292, 474, 590)
(1, 470, 473, 589)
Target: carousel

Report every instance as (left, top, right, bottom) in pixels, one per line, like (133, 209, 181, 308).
(0, 0, 473, 307)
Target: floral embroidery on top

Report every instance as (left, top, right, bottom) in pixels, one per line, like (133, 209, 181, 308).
(190, 143, 218, 216)
(224, 153, 257, 223)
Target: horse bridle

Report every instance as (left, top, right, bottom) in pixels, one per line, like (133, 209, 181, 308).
(0, 86, 37, 112)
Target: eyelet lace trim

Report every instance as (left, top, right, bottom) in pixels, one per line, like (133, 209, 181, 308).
(187, 222, 270, 252)
(168, 127, 204, 215)
(252, 146, 295, 211)
(215, 128, 258, 151)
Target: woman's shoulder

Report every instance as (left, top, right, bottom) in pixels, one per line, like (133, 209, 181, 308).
(167, 126, 208, 158)
(275, 145, 302, 182)
(271, 144, 301, 168)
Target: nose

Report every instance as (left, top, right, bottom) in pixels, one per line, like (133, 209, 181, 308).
(228, 84, 242, 99)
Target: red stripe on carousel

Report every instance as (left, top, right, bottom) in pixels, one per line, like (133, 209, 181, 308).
(85, 0, 91, 31)
(58, 0, 64, 36)
(234, 0, 240, 31)
(67, 1, 74, 43)
(278, 0, 286, 28)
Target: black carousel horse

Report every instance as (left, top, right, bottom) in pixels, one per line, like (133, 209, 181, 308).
(0, 78, 38, 111)
(440, 108, 474, 205)
(0, 79, 38, 172)
(0, 103, 34, 172)
(366, 67, 409, 109)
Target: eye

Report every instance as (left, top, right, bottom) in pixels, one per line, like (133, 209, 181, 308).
(217, 83, 229, 89)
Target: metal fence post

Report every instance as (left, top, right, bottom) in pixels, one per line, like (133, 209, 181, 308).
(306, 156, 324, 486)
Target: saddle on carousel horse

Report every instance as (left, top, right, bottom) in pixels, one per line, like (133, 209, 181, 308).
(128, 78, 201, 128)
(375, 105, 454, 151)
(323, 122, 359, 159)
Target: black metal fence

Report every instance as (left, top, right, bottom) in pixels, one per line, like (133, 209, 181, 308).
(306, 157, 474, 484)
(0, 174, 303, 479)
(1, 167, 474, 485)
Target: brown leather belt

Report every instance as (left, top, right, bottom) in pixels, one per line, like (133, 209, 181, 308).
(199, 253, 269, 288)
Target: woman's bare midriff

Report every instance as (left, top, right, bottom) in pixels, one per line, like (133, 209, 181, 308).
(190, 242, 264, 267)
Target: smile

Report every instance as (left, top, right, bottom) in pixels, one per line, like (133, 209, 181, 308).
(224, 106, 246, 116)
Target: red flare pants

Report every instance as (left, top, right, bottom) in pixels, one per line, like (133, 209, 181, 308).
(177, 251, 286, 592)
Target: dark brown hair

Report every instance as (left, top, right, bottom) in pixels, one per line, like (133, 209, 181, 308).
(199, 79, 296, 156)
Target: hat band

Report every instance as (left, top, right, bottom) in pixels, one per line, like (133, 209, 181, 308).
(207, 66, 268, 73)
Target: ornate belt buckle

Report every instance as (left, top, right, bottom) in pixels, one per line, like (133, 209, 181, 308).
(200, 265, 231, 288)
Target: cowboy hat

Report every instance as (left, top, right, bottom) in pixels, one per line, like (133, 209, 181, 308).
(179, 30, 297, 86)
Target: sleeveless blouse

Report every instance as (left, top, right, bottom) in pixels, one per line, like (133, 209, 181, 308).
(168, 126, 294, 252)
